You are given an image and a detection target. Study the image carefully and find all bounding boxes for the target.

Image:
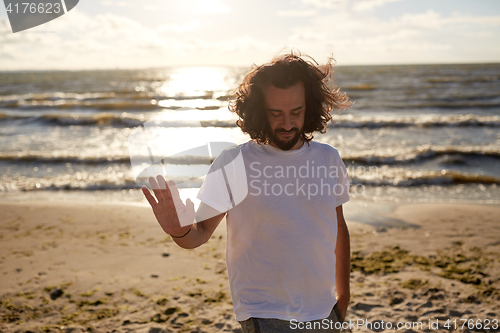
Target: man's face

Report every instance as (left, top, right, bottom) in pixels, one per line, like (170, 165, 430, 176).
(263, 81, 306, 151)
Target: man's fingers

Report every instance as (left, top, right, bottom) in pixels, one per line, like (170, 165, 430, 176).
(149, 176, 164, 201)
(142, 186, 157, 207)
(156, 175, 172, 200)
(167, 180, 182, 205)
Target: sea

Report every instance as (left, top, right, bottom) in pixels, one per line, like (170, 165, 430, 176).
(1, 63, 499, 213)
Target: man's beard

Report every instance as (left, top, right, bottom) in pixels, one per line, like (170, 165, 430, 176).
(268, 127, 302, 151)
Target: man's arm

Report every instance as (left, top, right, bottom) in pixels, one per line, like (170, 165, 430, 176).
(142, 176, 225, 249)
(335, 204, 350, 321)
(170, 203, 226, 249)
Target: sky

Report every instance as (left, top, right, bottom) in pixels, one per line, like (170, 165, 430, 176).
(1, 0, 500, 70)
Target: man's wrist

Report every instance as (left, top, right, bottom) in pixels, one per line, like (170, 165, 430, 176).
(170, 227, 192, 238)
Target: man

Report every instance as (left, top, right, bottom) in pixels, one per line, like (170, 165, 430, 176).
(142, 52, 352, 332)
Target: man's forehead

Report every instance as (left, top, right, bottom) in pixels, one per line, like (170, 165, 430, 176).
(263, 81, 306, 108)
(263, 82, 305, 96)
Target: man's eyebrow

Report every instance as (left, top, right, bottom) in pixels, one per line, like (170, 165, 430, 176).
(267, 105, 304, 112)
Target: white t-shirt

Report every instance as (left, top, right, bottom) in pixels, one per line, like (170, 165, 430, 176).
(197, 140, 350, 322)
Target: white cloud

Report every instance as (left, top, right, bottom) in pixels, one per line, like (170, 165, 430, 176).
(392, 10, 500, 29)
(101, 0, 133, 7)
(301, 0, 401, 11)
(283, 9, 500, 65)
(196, 0, 230, 14)
(0, 11, 181, 69)
(1, 2, 498, 69)
(157, 21, 201, 34)
(277, 10, 317, 17)
(394, 10, 446, 28)
(0, 9, 270, 70)
(448, 12, 500, 26)
(352, 0, 402, 11)
(301, 0, 347, 9)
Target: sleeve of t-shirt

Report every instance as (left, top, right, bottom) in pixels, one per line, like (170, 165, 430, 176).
(196, 149, 234, 213)
(334, 150, 350, 207)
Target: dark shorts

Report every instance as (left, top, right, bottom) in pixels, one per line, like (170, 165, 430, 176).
(238, 303, 344, 333)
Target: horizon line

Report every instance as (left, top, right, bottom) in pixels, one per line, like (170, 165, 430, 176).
(1, 61, 500, 73)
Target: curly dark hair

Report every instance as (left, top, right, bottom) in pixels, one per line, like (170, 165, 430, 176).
(229, 51, 352, 144)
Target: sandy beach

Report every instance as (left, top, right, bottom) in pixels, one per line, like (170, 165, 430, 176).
(0, 201, 499, 333)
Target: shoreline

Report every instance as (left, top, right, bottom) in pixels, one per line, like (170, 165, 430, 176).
(2, 188, 499, 228)
(0, 201, 499, 332)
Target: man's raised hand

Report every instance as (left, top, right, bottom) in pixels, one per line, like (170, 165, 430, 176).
(142, 175, 195, 237)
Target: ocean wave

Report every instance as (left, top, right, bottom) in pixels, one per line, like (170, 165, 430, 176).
(351, 170, 500, 186)
(0, 92, 117, 103)
(2, 112, 499, 129)
(345, 83, 376, 91)
(343, 146, 500, 165)
(1, 169, 497, 193)
(0, 91, 217, 102)
(0, 180, 138, 192)
(38, 113, 146, 127)
(0, 112, 135, 126)
(0, 175, 204, 192)
(426, 76, 500, 83)
(0, 111, 234, 128)
(2, 146, 497, 167)
(345, 98, 500, 110)
(332, 114, 500, 128)
(0, 91, 223, 111)
(0, 153, 211, 165)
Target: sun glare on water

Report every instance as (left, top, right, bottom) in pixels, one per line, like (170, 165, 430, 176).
(158, 67, 232, 98)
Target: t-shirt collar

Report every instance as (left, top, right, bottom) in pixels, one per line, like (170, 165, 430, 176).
(263, 140, 308, 155)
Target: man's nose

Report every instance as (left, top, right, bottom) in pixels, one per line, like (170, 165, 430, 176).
(282, 114, 293, 130)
